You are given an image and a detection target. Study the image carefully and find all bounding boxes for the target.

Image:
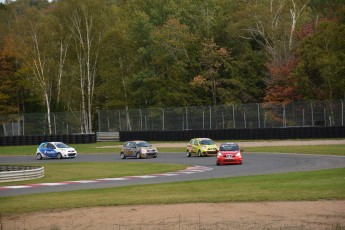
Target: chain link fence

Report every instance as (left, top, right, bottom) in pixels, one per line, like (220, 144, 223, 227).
(98, 100, 344, 132)
(0, 100, 344, 136)
(0, 111, 83, 136)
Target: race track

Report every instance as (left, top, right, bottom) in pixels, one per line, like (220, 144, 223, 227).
(1, 152, 345, 197)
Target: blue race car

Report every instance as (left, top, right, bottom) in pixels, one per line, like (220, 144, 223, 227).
(36, 142, 77, 160)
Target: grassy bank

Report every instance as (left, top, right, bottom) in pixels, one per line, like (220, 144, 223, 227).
(1, 167, 344, 214)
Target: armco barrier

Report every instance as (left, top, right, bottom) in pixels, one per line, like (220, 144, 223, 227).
(119, 126, 345, 142)
(0, 133, 96, 146)
(0, 165, 45, 182)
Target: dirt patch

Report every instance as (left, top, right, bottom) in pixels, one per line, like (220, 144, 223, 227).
(3, 201, 345, 229)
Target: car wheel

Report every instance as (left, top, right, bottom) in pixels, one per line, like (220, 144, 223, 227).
(36, 153, 42, 160)
(120, 152, 126, 159)
(216, 162, 220, 166)
(186, 151, 191, 157)
(198, 150, 202, 157)
(57, 153, 62, 159)
(136, 152, 141, 159)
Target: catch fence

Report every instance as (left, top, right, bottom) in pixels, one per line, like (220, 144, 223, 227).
(0, 100, 344, 136)
(99, 100, 344, 132)
(0, 111, 83, 136)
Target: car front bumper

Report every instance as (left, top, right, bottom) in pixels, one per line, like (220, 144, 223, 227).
(217, 156, 242, 165)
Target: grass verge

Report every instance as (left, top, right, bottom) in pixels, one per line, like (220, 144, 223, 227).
(244, 145, 345, 156)
(1, 168, 344, 215)
(0, 162, 187, 186)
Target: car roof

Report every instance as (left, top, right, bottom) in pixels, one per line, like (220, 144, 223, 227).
(220, 142, 238, 145)
(126, 140, 148, 143)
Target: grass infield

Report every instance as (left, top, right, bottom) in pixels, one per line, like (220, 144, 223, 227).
(0, 168, 344, 214)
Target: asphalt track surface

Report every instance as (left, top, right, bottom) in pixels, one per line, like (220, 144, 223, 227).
(1, 152, 345, 197)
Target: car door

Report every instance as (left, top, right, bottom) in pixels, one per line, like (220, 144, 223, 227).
(128, 142, 138, 156)
(123, 142, 132, 157)
(192, 139, 200, 153)
(45, 143, 57, 157)
(187, 139, 196, 153)
(124, 142, 137, 157)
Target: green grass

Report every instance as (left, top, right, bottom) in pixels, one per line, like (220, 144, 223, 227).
(0, 162, 187, 186)
(244, 145, 345, 156)
(1, 168, 344, 214)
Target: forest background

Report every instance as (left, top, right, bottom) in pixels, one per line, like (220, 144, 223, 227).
(0, 0, 344, 133)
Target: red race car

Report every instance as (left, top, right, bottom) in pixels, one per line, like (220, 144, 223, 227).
(216, 143, 243, 166)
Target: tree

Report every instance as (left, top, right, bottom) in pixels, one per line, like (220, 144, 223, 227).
(241, 0, 311, 66)
(0, 55, 20, 114)
(294, 16, 345, 100)
(193, 38, 232, 105)
(145, 18, 198, 106)
(59, 0, 111, 133)
(6, 7, 57, 133)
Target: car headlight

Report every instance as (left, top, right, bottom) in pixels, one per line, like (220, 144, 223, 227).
(202, 146, 207, 150)
(141, 149, 147, 153)
(236, 152, 241, 157)
(217, 152, 222, 158)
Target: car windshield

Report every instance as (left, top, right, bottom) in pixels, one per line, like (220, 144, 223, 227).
(199, 139, 215, 145)
(136, 141, 150, 147)
(220, 144, 239, 151)
(56, 143, 69, 148)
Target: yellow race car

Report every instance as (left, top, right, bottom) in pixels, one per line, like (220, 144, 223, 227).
(186, 138, 219, 157)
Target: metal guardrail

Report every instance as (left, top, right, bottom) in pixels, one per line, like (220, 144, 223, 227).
(96, 132, 119, 142)
(0, 165, 45, 183)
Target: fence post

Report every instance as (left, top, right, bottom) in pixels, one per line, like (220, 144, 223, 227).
(118, 110, 121, 131)
(244, 111, 247, 128)
(341, 99, 344, 126)
(303, 109, 305, 127)
(257, 103, 261, 128)
(283, 105, 286, 127)
(324, 107, 327, 126)
(53, 113, 57, 134)
(185, 107, 188, 130)
(162, 108, 165, 131)
(311, 102, 314, 126)
(209, 106, 212, 129)
(98, 110, 101, 132)
(139, 109, 143, 131)
(232, 105, 236, 128)
(22, 114, 25, 135)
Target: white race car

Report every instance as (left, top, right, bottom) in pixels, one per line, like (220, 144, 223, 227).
(36, 142, 77, 160)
